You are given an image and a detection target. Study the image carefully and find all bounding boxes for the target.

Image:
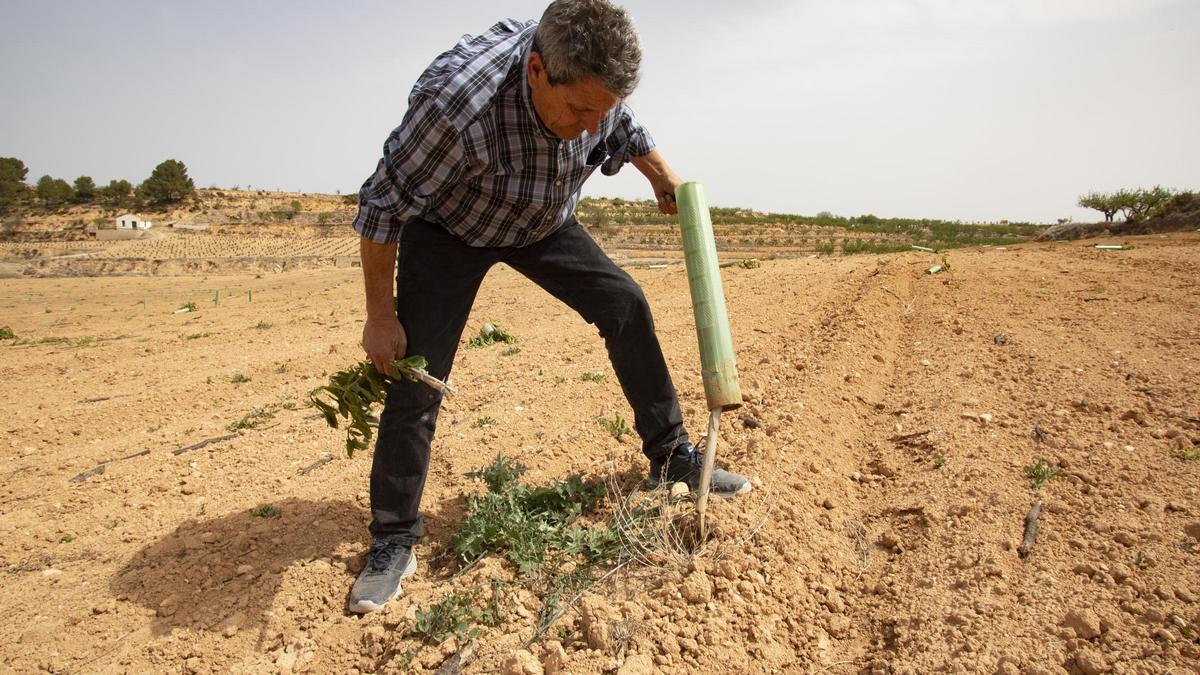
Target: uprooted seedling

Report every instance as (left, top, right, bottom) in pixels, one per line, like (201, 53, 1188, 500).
(309, 355, 453, 457)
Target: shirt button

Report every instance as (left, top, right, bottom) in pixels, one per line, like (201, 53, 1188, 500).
(554, 180, 562, 186)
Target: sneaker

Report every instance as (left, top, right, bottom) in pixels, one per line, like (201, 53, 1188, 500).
(347, 536, 417, 614)
(647, 442, 752, 497)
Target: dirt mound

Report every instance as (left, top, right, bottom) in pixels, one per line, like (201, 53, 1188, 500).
(0, 233, 1197, 672)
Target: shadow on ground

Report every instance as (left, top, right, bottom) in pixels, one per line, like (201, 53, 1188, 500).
(111, 498, 367, 637)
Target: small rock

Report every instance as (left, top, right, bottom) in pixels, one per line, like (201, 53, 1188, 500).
(158, 595, 179, 618)
(979, 413, 994, 424)
(199, 532, 218, 544)
(669, 482, 689, 499)
(1152, 628, 1174, 642)
(879, 531, 903, 553)
(617, 654, 655, 675)
(236, 564, 254, 576)
(1176, 587, 1196, 603)
(1113, 532, 1137, 547)
(542, 641, 567, 675)
(920, 359, 931, 367)
(1062, 608, 1103, 639)
(822, 497, 836, 510)
(680, 570, 712, 604)
(1075, 647, 1108, 675)
(502, 649, 544, 675)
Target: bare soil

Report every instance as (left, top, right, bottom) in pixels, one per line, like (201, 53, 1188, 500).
(1, 233, 1198, 674)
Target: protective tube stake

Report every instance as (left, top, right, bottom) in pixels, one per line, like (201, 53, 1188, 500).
(676, 182, 742, 539)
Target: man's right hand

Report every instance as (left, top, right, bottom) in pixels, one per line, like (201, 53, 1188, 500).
(362, 317, 407, 377)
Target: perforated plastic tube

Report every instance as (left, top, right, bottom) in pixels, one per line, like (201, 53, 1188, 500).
(676, 182, 742, 411)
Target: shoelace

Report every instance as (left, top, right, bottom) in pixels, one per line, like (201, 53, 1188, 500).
(367, 538, 403, 573)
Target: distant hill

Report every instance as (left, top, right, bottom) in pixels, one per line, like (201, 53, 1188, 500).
(1, 188, 1042, 255)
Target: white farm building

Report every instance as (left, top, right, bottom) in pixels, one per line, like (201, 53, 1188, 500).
(115, 214, 153, 230)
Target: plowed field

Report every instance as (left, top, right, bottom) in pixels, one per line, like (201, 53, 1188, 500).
(1, 233, 1198, 674)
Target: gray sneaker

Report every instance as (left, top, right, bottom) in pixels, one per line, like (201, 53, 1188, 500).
(348, 536, 417, 614)
(648, 442, 752, 497)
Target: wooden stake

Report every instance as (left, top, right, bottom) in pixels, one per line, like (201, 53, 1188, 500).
(696, 408, 722, 540)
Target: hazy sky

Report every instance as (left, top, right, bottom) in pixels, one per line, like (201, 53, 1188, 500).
(2, 0, 1197, 223)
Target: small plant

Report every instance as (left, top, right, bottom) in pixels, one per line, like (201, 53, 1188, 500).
(467, 323, 517, 349)
(174, 301, 198, 314)
(36, 336, 69, 345)
(933, 456, 946, 469)
(500, 346, 521, 356)
(940, 255, 952, 273)
(309, 355, 442, 457)
(581, 371, 606, 383)
(597, 412, 632, 438)
(740, 258, 760, 269)
(1024, 460, 1061, 490)
(253, 321, 272, 330)
(229, 373, 251, 383)
(0, 326, 14, 340)
(410, 586, 503, 644)
(472, 416, 496, 428)
(1168, 445, 1199, 462)
(275, 363, 289, 374)
(58, 535, 75, 544)
(250, 505, 281, 518)
(226, 407, 274, 431)
(74, 336, 97, 348)
(184, 332, 211, 340)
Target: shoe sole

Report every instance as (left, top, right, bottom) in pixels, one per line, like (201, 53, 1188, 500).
(347, 553, 418, 614)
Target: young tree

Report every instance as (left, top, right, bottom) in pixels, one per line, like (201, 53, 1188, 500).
(1077, 191, 1119, 222)
(35, 175, 75, 206)
(0, 157, 29, 210)
(73, 175, 96, 202)
(139, 159, 195, 205)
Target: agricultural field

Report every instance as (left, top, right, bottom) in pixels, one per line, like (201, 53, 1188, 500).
(1, 231, 1198, 673)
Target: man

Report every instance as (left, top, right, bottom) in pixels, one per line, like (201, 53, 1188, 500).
(348, 0, 750, 614)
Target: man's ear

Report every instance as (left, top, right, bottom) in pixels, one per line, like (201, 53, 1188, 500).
(527, 51, 548, 87)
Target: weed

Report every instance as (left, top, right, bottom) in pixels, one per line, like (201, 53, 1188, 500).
(184, 332, 211, 340)
(226, 408, 274, 431)
(1024, 460, 1061, 490)
(410, 585, 503, 644)
(253, 321, 272, 330)
(472, 416, 496, 428)
(250, 505, 281, 518)
(0, 326, 14, 340)
(275, 363, 288, 374)
(940, 254, 952, 273)
(36, 336, 68, 345)
(467, 323, 517, 349)
(229, 373, 251, 384)
(59, 535, 75, 544)
(175, 301, 198, 313)
(740, 258, 760, 269)
(582, 371, 606, 383)
(501, 346, 521, 356)
(597, 412, 632, 438)
(933, 456, 946, 469)
(1168, 446, 1199, 462)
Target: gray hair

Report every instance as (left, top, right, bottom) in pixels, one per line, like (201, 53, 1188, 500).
(534, 0, 641, 98)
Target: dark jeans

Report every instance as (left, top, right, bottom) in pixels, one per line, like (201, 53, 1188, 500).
(368, 218, 689, 543)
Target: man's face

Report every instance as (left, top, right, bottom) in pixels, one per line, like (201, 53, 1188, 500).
(527, 52, 619, 140)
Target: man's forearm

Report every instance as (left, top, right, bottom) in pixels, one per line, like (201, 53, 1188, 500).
(359, 237, 398, 321)
(631, 149, 674, 184)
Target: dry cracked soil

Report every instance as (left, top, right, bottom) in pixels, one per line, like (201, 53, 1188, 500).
(1, 233, 1198, 674)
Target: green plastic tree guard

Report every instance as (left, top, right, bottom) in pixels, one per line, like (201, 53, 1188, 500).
(676, 182, 742, 412)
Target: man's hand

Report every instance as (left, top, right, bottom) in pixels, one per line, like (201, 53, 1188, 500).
(362, 317, 407, 377)
(631, 149, 682, 215)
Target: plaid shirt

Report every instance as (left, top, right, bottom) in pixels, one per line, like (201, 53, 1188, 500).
(353, 19, 655, 248)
